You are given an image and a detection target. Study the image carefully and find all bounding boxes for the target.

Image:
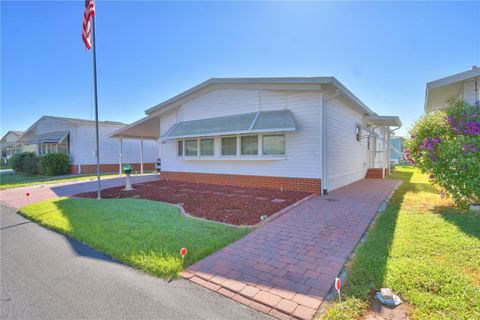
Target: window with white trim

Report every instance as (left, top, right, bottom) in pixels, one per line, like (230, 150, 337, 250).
(356, 124, 361, 142)
(177, 140, 183, 156)
(200, 138, 214, 156)
(222, 137, 237, 156)
(185, 139, 198, 156)
(262, 135, 285, 155)
(241, 136, 258, 155)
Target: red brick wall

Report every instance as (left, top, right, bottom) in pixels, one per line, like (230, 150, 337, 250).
(365, 168, 389, 179)
(161, 171, 321, 194)
(70, 163, 155, 174)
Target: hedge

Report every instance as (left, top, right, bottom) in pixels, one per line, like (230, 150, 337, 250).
(10, 152, 39, 174)
(39, 153, 70, 176)
(10, 152, 71, 176)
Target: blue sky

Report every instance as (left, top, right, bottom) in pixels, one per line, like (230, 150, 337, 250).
(1, 1, 479, 137)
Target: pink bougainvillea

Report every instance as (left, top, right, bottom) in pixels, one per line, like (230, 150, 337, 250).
(405, 100, 479, 208)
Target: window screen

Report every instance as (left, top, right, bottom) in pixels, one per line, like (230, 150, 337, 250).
(241, 136, 258, 155)
(222, 137, 237, 156)
(185, 139, 198, 156)
(200, 138, 214, 156)
(263, 135, 285, 155)
(177, 140, 183, 156)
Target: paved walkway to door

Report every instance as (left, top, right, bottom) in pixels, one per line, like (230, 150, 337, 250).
(0, 174, 160, 209)
(182, 179, 401, 320)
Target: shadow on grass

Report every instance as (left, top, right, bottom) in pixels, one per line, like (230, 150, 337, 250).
(437, 207, 480, 240)
(19, 197, 250, 280)
(344, 173, 412, 297)
(325, 170, 414, 318)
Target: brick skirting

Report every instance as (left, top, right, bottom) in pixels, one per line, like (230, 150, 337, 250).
(160, 171, 321, 194)
(70, 163, 155, 174)
(365, 168, 389, 179)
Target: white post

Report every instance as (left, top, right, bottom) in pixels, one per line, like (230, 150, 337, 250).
(387, 127, 391, 174)
(119, 138, 123, 176)
(382, 127, 386, 180)
(140, 137, 144, 175)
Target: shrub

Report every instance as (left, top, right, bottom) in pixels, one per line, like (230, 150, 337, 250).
(10, 152, 39, 174)
(39, 153, 70, 176)
(405, 100, 480, 208)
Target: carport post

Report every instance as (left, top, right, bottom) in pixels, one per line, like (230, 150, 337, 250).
(140, 137, 144, 175)
(119, 138, 123, 176)
(382, 128, 386, 180)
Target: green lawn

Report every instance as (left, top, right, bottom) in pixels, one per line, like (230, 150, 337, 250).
(323, 166, 480, 320)
(18, 197, 250, 279)
(0, 172, 118, 190)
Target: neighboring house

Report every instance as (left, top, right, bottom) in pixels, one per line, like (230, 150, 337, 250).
(15, 116, 158, 174)
(425, 66, 480, 112)
(0, 130, 24, 164)
(390, 136, 404, 165)
(112, 77, 401, 194)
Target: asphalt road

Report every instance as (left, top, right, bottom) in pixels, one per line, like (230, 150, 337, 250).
(0, 204, 270, 320)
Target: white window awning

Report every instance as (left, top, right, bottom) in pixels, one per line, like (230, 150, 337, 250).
(366, 115, 402, 127)
(24, 131, 69, 145)
(162, 109, 296, 140)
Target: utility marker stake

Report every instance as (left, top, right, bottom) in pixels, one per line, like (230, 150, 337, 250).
(26, 192, 30, 205)
(335, 277, 341, 304)
(180, 247, 187, 263)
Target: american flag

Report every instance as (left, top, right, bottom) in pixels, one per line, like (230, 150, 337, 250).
(82, 0, 95, 49)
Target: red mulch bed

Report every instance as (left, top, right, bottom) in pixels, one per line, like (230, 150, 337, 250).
(75, 180, 310, 226)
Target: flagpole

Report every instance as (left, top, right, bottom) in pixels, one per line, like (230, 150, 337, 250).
(91, 16, 101, 199)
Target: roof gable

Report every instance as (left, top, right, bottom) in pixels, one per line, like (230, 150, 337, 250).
(145, 77, 375, 117)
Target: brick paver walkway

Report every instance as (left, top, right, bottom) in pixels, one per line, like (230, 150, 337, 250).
(182, 179, 401, 320)
(0, 174, 160, 209)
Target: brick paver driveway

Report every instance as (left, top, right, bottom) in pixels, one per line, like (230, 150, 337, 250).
(0, 174, 160, 209)
(182, 179, 401, 320)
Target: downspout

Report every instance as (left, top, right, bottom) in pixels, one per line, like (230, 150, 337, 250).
(321, 88, 340, 195)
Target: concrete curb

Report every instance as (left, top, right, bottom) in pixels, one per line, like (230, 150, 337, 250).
(173, 194, 316, 229)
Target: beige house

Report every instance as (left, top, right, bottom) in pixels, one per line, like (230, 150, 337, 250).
(14, 116, 158, 174)
(0, 131, 24, 164)
(425, 66, 480, 112)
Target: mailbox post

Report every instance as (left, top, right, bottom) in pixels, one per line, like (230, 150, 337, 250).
(123, 164, 134, 191)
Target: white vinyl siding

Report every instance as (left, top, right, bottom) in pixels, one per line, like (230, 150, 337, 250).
(326, 98, 369, 191)
(159, 89, 322, 179)
(463, 78, 479, 105)
(24, 117, 158, 167)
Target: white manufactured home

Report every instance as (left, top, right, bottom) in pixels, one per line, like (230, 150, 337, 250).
(15, 116, 158, 174)
(113, 77, 401, 194)
(425, 66, 480, 112)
